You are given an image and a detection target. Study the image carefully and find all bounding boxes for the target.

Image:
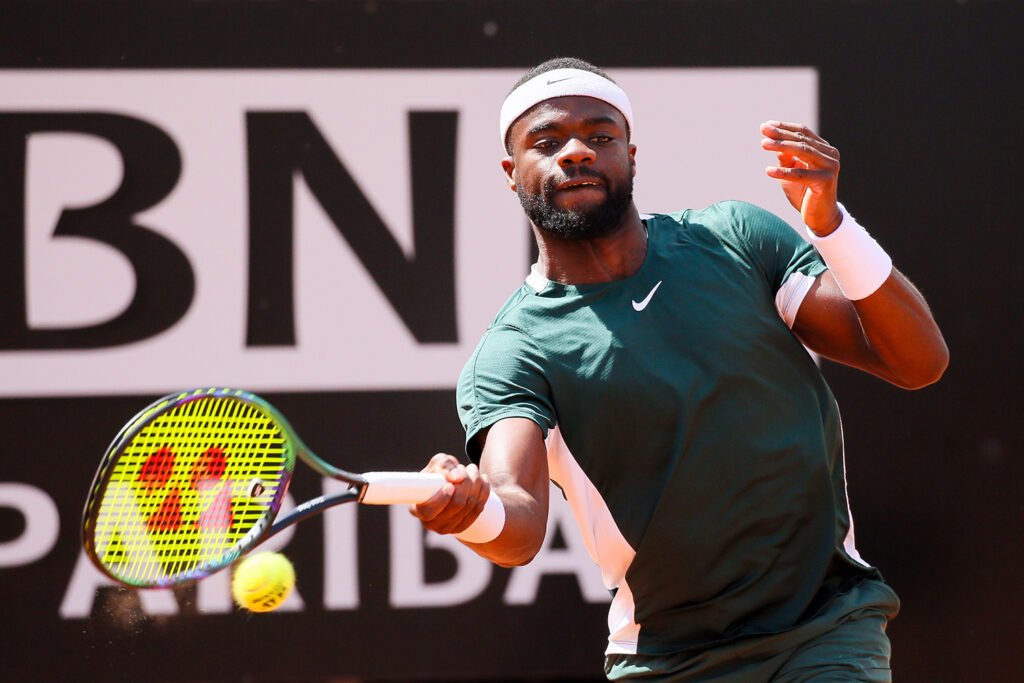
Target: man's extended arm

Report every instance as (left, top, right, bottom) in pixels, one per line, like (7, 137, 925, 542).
(411, 417, 550, 567)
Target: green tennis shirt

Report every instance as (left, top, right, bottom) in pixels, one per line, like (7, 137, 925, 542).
(457, 201, 897, 671)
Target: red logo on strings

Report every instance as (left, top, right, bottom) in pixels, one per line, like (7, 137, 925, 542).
(137, 446, 233, 532)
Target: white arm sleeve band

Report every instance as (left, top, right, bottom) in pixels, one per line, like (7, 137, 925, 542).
(775, 271, 817, 329)
(805, 204, 893, 301)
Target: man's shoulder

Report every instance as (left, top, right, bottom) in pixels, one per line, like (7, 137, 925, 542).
(648, 201, 792, 248)
(467, 284, 545, 356)
(459, 288, 545, 384)
(489, 282, 537, 327)
(646, 200, 772, 227)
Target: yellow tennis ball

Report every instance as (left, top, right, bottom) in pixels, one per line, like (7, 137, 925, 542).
(231, 552, 295, 613)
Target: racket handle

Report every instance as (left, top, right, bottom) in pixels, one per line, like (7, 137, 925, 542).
(360, 471, 506, 544)
(360, 471, 447, 504)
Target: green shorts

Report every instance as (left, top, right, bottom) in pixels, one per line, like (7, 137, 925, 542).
(606, 579, 899, 682)
(769, 607, 893, 682)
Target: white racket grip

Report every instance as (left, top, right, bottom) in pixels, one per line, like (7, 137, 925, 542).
(359, 471, 506, 544)
(360, 471, 447, 504)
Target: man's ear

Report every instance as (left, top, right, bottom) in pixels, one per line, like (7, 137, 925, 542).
(501, 156, 517, 191)
(629, 144, 638, 178)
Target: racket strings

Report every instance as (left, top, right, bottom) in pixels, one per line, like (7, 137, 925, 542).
(93, 396, 291, 585)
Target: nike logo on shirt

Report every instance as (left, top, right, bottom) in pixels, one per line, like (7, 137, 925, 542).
(632, 281, 663, 311)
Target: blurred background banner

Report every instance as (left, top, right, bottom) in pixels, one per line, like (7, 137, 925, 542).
(0, 68, 814, 396)
(0, 1, 1019, 682)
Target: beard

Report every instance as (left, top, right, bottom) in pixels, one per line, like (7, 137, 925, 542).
(516, 168, 634, 240)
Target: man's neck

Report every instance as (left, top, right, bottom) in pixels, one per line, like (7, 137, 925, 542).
(533, 206, 647, 285)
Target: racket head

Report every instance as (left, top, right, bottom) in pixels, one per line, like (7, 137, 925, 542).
(82, 388, 299, 588)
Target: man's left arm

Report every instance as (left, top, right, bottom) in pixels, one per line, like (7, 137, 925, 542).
(791, 268, 948, 389)
(761, 121, 949, 389)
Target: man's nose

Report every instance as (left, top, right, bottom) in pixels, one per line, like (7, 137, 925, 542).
(558, 137, 595, 167)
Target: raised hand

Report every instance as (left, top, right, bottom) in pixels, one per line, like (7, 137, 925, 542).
(761, 121, 843, 236)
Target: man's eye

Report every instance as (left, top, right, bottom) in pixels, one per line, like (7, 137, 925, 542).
(592, 136, 612, 144)
(535, 140, 559, 150)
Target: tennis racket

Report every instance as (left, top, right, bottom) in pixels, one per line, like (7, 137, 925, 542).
(81, 387, 504, 588)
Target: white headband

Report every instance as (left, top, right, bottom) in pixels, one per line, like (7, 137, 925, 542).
(499, 67, 633, 149)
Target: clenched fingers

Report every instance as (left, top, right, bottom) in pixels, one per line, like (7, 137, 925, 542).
(410, 460, 490, 535)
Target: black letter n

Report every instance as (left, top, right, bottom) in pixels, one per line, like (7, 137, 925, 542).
(246, 112, 457, 346)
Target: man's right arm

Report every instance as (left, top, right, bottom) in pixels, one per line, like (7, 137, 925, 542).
(412, 417, 550, 568)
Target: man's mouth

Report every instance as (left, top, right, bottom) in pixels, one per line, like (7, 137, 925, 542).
(554, 178, 604, 192)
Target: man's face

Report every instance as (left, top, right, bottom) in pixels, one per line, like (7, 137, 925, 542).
(502, 96, 637, 240)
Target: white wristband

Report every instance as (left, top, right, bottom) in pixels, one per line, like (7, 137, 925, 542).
(453, 490, 507, 544)
(805, 204, 893, 300)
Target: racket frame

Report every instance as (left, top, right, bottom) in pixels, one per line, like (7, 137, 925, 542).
(81, 387, 369, 587)
(81, 387, 503, 589)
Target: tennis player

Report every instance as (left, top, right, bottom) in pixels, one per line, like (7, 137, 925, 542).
(413, 58, 948, 681)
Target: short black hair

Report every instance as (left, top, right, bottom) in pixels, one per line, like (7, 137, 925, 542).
(504, 57, 618, 153)
(508, 57, 617, 96)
